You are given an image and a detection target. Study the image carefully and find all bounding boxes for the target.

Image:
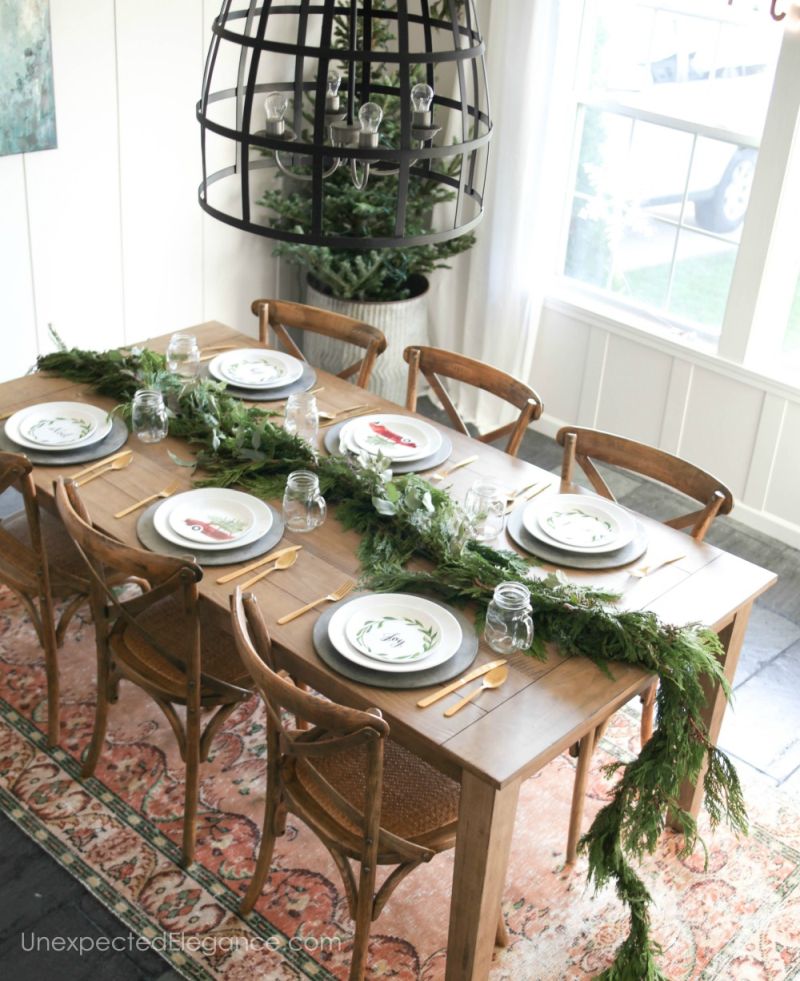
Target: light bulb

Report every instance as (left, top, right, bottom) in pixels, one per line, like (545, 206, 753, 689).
(358, 102, 383, 134)
(264, 92, 288, 123)
(327, 70, 342, 98)
(411, 83, 434, 114)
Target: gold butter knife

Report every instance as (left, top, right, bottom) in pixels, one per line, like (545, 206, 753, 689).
(215, 545, 303, 585)
(416, 658, 508, 709)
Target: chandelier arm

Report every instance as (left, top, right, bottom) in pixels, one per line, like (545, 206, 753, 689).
(239, 0, 273, 226)
(350, 160, 371, 191)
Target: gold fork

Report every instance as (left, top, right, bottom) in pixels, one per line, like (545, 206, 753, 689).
(113, 476, 183, 518)
(429, 455, 479, 481)
(276, 580, 357, 624)
(75, 455, 133, 486)
(318, 403, 370, 421)
(630, 554, 685, 579)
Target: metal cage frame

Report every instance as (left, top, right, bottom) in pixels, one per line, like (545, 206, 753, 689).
(196, 0, 493, 249)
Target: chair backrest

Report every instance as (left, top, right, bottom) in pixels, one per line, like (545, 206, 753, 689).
(55, 478, 244, 700)
(403, 346, 543, 457)
(230, 587, 389, 849)
(251, 299, 387, 389)
(556, 426, 733, 541)
(0, 451, 51, 597)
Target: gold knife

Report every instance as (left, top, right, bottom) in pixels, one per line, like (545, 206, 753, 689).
(215, 544, 303, 585)
(70, 449, 133, 481)
(416, 658, 508, 709)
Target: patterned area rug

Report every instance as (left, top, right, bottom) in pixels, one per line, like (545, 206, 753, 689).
(1, 584, 799, 980)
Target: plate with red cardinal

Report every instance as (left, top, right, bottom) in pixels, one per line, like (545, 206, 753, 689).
(153, 489, 273, 550)
(343, 414, 442, 461)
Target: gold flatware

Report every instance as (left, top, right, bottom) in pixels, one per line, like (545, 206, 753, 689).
(0, 409, 14, 421)
(443, 665, 509, 717)
(525, 482, 552, 501)
(416, 658, 508, 709)
(215, 545, 303, 585)
(630, 554, 685, 579)
(113, 477, 183, 518)
(240, 550, 299, 589)
(75, 454, 133, 486)
(506, 480, 540, 501)
(429, 455, 479, 482)
(318, 403, 370, 421)
(199, 345, 239, 361)
(277, 580, 357, 624)
(70, 449, 133, 482)
(320, 408, 375, 428)
(270, 387, 325, 411)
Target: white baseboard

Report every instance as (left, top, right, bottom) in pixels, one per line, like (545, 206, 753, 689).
(531, 413, 800, 552)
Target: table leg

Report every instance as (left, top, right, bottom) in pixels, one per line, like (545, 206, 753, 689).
(670, 600, 754, 828)
(445, 771, 521, 981)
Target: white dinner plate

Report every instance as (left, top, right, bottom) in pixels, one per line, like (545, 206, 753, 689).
(5, 402, 113, 451)
(327, 594, 462, 674)
(168, 491, 256, 545)
(340, 414, 442, 463)
(208, 349, 304, 389)
(345, 598, 444, 663)
(153, 489, 273, 551)
(523, 493, 635, 553)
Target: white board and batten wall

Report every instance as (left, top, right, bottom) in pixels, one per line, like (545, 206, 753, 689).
(2, 1, 798, 544)
(0, 0, 278, 381)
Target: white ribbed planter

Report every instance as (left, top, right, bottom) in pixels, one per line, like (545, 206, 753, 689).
(304, 276, 430, 406)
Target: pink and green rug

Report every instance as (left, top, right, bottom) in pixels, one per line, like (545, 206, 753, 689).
(0, 584, 799, 979)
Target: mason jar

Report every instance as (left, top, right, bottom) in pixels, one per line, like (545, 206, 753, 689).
(282, 469, 326, 533)
(131, 389, 168, 444)
(484, 581, 534, 655)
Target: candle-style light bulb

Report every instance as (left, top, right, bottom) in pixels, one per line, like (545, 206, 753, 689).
(264, 91, 288, 135)
(358, 102, 383, 146)
(411, 82, 434, 114)
(325, 69, 342, 114)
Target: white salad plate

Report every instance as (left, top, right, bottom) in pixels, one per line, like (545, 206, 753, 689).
(340, 414, 442, 462)
(153, 489, 272, 551)
(345, 598, 444, 663)
(328, 594, 462, 674)
(208, 349, 304, 389)
(5, 402, 112, 451)
(522, 493, 635, 553)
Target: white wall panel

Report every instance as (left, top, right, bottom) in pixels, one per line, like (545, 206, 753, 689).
(764, 399, 800, 523)
(115, 0, 203, 343)
(530, 307, 589, 425)
(596, 335, 671, 445)
(24, 0, 125, 355)
(0, 156, 38, 379)
(678, 367, 764, 498)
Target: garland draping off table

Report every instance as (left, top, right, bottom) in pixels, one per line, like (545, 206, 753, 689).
(5, 321, 777, 980)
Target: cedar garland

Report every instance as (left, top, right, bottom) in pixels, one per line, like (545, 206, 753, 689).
(37, 343, 747, 980)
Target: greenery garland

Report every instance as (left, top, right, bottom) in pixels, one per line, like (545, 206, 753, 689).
(37, 343, 747, 980)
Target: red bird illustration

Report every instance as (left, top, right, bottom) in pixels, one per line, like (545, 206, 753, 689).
(183, 518, 234, 541)
(368, 421, 417, 448)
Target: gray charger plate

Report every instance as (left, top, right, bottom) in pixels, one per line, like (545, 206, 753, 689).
(201, 360, 317, 402)
(506, 503, 647, 570)
(313, 593, 478, 689)
(323, 419, 453, 475)
(0, 416, 129, 466)
(136, 500, 284, 566)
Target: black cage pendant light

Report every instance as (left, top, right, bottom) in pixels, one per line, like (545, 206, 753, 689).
(196, 0, 492, 249)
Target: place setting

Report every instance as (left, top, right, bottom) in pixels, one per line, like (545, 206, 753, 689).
(323, 412, 453, 474)
(136, 486, 285, 566)
(506, 490, 648, 569)
(0, 400, 129, 465)
(308, 590, 479, 689)
(204, 346, 317, 402)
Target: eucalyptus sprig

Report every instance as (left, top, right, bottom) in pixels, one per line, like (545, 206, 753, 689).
(35, 343, 748, 980)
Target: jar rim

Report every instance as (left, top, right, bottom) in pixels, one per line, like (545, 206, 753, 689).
(492, 581, 532, 608)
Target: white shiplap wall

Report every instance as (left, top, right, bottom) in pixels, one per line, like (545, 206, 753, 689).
(0, 0, 279, 374)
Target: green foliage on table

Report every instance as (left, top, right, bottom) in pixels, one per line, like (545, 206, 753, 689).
(37, 341, 749, 981)
(257, 0, 475, 300)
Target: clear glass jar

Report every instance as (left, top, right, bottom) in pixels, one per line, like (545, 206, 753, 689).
(464, 480, 506, 542)
(131, 389, 168, 444)
(282, 470, 326, 533)
(484, 581, 533, 655)
(166, 333, 200, 378)
(284, 392, 319, 445)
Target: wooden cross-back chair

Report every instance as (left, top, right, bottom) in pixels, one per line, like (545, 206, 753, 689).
(54, 478, 253, 865)
(403, 346, 543, 457)
(0, 452, 90, 746)
(230, 588, 508, 981)
(556, 426, 733, 864)
(252, 299, 387, 390)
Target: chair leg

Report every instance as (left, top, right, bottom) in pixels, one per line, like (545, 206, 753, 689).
(495, 903, 509, 947)
(81, 652, 111, 778)
(566, 726, 596, 864)
(240, 791, 281, 915)
(348, 874, 376, 981)
(640, 682, 657, 746)
(182, 705, 201, 866)
(42, 614, 60, 748)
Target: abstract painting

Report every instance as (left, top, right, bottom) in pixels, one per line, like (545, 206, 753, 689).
(0, 0, 57, 157)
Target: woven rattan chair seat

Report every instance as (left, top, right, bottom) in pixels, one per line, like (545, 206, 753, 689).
(0, 509, 88, 594)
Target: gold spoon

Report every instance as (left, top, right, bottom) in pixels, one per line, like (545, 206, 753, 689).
(444, 665, 509, 717)
(239, 550, 299, 589)
(75, 455, 134, 486)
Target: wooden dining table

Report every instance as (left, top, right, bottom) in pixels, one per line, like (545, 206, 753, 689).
(1, 322, 777, 980)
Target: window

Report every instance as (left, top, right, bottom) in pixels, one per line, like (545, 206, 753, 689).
(559, 0, 789, 357)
